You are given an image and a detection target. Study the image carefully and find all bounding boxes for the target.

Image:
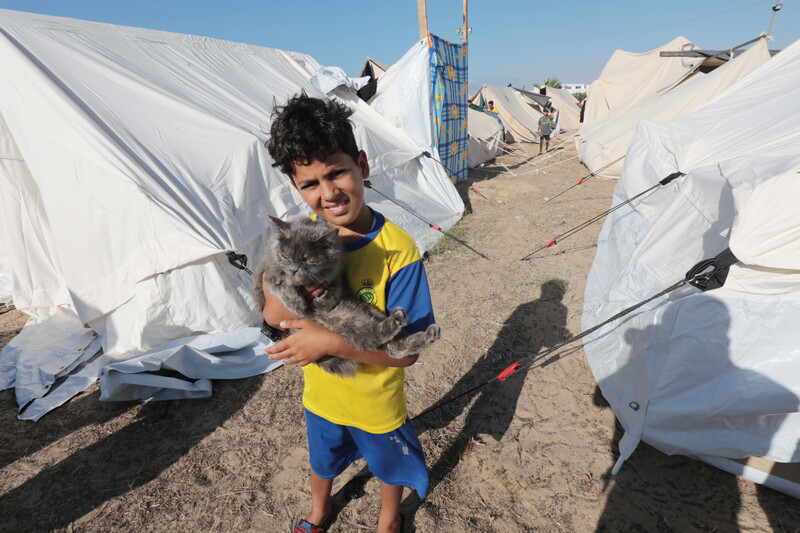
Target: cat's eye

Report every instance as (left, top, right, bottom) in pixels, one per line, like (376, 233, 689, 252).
(281, 253, 289, 259)
(305, 258, 315, 263)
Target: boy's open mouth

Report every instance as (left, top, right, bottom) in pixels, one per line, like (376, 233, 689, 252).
(325, 198, 350, 216)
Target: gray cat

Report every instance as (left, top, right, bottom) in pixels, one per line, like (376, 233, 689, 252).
(253, 215, 440, 378)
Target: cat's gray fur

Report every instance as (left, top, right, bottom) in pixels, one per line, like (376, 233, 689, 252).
(253, 215, 440, 378)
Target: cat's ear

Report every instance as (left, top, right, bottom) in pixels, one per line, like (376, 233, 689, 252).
(269, 215, 290, 233)
(315, 226, 340, 243)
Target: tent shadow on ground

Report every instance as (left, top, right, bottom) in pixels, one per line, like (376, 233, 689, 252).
(330, 279, 570, 531)
(0, 388, 132, 470)
(0, 375, 263, 532)
(453, 178, 475, 215)
(593, 302, 800, 532)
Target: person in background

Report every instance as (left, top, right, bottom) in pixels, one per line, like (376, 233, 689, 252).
(537, 107, 555, 155)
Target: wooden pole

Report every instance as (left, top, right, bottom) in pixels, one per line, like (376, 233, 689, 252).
(417, 0, 428, 40)
(462, 0, 469, 42)
(767, 0, 782, 37)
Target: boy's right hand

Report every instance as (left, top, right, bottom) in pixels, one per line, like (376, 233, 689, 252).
(266, 318, 348, 367)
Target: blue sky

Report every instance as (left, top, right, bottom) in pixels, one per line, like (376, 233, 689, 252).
(1, 1, 797, 93)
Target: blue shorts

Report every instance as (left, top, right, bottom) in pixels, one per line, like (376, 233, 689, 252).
(304, 408, 429, 498)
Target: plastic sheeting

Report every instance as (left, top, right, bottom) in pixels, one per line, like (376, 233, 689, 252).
(0, 9, 464, 418)
(0, 263, 11, 304)
(309, 66, 369, 95)
(582, 35, 800, 496)
(100, 328, 280, 402)
(368, 40, 435, 155)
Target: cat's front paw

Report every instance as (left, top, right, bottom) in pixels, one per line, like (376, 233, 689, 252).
(425, 324, 441, 342)
(389, 307, 408, 328)
(313, 290, 337, 312)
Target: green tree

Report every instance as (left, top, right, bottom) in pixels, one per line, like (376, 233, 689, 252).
(534, 77, 563, 89)
(573, 91, 587, 101)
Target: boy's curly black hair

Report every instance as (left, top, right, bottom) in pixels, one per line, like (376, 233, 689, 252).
(266, 92, 360, 178)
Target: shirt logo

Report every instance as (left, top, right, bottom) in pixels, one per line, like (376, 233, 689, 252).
(357, 278, 377, 304)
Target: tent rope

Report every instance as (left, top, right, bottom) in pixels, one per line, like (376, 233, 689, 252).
(364, 180, 492, 261)
(521, 171, 685, 261)
(412, 247, 737, 424)
(521, 154, 580, 175)
(542, 155, 627, 204)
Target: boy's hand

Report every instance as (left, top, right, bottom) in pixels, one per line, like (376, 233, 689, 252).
(262, 273, 324, 303)
(265, 318, 347, 367)
(300, 282, 327, 302)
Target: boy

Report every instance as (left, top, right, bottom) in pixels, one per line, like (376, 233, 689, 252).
(537, 108, 554, 155)
(263, 93, 433, 533)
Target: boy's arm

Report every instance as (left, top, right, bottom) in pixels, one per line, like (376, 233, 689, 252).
(265, 318, 418, 367)
(262, 280, 296, 328)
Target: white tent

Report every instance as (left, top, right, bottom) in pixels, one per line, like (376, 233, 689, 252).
(470, 85, 543, 143)
(582, 36, 701, 125)
(582, 35, 800, 497)
(0, 9, 464, 419)
(577, 38, 771, 179)
(365, 40, 435, 157)
(543, 87, 581, 132)
(467, 108, 504, 168)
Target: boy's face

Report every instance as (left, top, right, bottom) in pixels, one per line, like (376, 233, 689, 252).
(291, 150, 372, 237)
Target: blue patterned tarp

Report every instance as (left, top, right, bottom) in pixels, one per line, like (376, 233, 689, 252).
(429, 34, 468, 184)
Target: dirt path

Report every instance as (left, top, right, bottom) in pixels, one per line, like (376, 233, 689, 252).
(1, 137, 799, 532)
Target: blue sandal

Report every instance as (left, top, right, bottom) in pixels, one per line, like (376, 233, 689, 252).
(292, 519, 326, 533)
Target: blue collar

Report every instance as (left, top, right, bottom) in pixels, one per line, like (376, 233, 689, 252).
(343, 209, 384, 252)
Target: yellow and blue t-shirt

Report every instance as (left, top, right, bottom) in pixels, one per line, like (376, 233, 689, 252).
(302, 210, 435, 434)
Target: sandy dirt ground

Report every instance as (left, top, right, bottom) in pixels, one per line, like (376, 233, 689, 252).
(2, 137, 800, 532)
